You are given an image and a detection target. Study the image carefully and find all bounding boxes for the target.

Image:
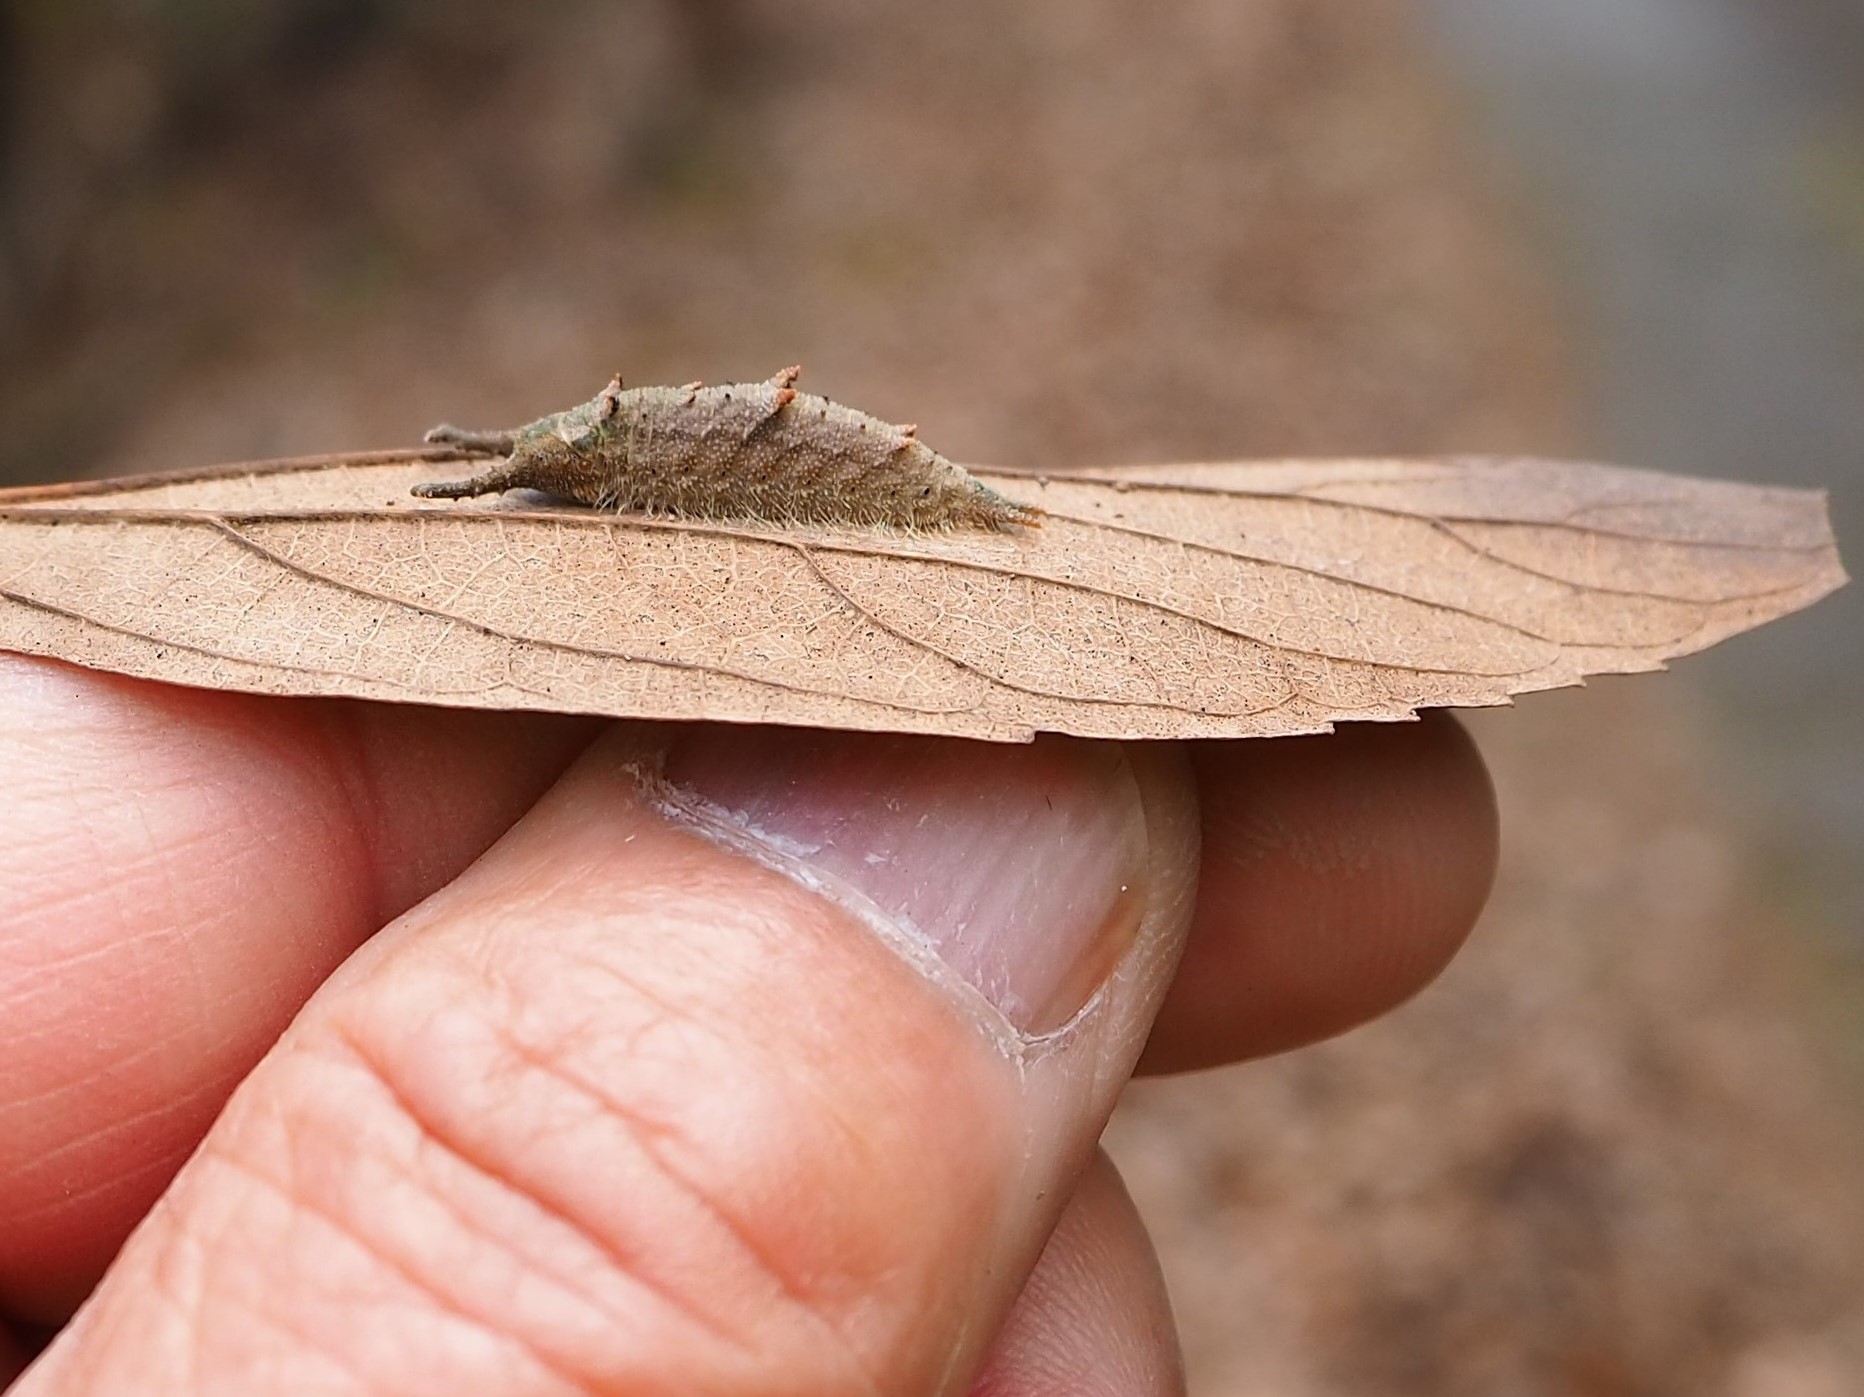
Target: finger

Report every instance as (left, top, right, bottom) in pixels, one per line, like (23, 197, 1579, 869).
(968, 1151, 1182, 1396)
(21, 727, 1202, 1394)
(0, 658, 595, 1320)
(0, 1326, 28, 1388)
(1141, 711, 1497, 1072)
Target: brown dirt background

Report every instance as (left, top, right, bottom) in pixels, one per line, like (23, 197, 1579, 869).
(3, 2, 1861, 1391)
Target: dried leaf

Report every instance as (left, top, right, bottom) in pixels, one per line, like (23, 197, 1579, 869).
(0, 450, 1843, 741)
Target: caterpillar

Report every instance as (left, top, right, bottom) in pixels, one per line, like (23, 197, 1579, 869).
(412, 366, 1042, 531)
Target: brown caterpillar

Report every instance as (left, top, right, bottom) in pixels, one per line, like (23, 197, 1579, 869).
(412, 366, 1041, 531)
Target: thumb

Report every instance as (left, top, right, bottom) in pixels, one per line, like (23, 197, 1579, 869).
(20, 724, 1200, 1396)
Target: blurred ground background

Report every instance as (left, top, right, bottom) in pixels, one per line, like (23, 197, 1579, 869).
(1, 1, 1858, 1392)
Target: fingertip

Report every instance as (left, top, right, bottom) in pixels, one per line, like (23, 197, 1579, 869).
(0, 660, 595, 1321)
(23, 725, 1199, 1391)
(0, 1326, 29, 1388)
(1142, 713, 1497, 1072)
(969, 1152, 1183, 1396)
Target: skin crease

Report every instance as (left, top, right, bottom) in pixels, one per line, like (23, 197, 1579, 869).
(0, 666, 598, 1321)
(0, 651, 1495, 1395)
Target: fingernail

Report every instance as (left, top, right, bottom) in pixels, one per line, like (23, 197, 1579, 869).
(660, 730, 1148, 1035)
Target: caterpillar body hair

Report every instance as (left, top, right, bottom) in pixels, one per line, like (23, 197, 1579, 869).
(413, 367, 1041, 532)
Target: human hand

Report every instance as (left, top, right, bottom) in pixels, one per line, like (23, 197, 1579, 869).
(0, 659, 1494, 1394)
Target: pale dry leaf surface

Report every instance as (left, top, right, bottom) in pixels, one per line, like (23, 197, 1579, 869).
(0, 450, 1841, 741)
